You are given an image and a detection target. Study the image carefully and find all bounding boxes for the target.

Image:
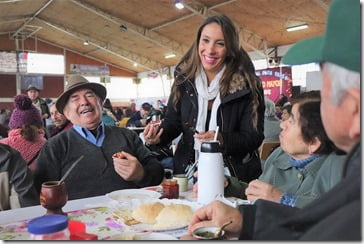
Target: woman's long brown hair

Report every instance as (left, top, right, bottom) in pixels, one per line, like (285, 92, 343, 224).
(171, 14, 263, 129)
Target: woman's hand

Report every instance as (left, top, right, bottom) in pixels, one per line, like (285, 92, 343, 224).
(245, 179, 283, 203)
(143, 123, 163, 145)
(193, 130, 216, 142)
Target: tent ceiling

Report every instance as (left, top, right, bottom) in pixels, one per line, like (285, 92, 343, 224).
(0, 0, 330, 74)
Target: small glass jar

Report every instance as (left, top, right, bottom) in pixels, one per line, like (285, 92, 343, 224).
(162, 179, 179, 199)
(28, 214, 69, 240)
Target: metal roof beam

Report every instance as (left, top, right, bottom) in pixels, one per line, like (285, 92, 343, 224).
(34, 36, 136, 74)
(70, 0, 188, 55)
(11, 0, 54, 39)
(183, 0, 270, 59)
(150, 13, 195, 31)
(0, 16, 28, 24)
(151, 0, 237, 31)
(36, 17, 165, 71)
(0, 0, 27, 3)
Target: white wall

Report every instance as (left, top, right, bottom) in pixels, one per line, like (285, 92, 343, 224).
(306, 71, 322, 91)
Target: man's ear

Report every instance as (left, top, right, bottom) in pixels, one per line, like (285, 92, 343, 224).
(63, 107, 71, 121)
(99, 97, 105, 107)
(346, 88, 360, 140)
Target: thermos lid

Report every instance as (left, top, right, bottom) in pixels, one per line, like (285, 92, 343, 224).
(28, 215, 68, 234)
(200, 141, 221, 153)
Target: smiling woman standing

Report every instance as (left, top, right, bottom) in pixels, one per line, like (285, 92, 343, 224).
(144, 14, 265, 182)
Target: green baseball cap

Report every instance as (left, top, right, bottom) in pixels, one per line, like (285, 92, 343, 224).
(283, 0, 360, 72)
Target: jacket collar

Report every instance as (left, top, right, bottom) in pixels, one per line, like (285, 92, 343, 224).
(275, 154, 328, 176)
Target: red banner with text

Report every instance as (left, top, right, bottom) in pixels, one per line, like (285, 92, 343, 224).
(256, 67, 292, 103)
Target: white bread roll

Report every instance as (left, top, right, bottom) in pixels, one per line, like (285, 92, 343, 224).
(131, 202, 164, 224)
(154, 204, 193, 229)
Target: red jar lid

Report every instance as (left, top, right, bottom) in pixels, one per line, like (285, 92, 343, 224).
(163, 179, 177, 185)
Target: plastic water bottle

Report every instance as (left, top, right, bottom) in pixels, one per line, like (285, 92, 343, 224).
(197, 141, 224, 205)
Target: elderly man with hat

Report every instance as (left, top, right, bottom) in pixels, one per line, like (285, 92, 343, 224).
(26, 85, 50, 127)
(182, 0, 360, 240)
(34, 75, 164, 200)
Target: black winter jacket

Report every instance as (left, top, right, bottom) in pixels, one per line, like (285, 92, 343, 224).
(0, 144, 39, 210)
(159, 76, 265, 181)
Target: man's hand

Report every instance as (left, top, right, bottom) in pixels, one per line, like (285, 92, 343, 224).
(113, 151, 144, 182)
(245, 179, 283, 203)
(188, 200, 242, 237)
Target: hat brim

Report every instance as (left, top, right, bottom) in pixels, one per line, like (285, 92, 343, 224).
(282, 36, 324, 66)
(26, 87, 40, 92)
(56, 82, 106, 115)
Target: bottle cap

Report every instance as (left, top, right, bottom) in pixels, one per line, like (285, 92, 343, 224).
(164, 179, 178, 185)
(201, 141, 221, 153)
(28, 215, 68, 234)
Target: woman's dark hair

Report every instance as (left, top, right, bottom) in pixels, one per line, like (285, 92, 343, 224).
(124, 108, 133, 117)
(291, 91, 338, 154)
(171, 14, 263, 129)
(282, 103, 292, 114)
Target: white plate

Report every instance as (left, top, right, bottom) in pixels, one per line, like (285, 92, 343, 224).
(111, 198, 202, 232)
(104, 232, 178, 240)
(106, 189, 161, 202)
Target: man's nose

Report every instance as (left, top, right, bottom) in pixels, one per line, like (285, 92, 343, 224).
(79, 95, 90, 105)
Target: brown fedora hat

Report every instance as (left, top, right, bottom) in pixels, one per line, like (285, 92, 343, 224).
(56, 75, 106, 115)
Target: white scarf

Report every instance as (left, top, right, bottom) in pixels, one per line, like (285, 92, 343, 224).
(194, 65, 225, 151)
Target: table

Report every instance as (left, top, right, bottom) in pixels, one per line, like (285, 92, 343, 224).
(0, 188, 196, 240)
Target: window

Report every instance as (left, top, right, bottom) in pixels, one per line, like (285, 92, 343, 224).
(27, 53, 64, 74)
(84, 76, 137, 100)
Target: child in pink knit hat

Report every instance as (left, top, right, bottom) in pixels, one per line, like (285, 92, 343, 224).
(0, 94, 47, 170)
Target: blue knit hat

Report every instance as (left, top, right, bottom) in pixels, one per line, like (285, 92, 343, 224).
(9, 94, 43, 129)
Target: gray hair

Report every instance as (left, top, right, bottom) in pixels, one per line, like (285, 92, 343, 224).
(322, 62, 360, 106)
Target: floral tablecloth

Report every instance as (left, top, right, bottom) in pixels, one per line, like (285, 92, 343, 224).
(0, 207, 132, 240)
(0, 187, 196, 240)
(0, 204, 192, 240)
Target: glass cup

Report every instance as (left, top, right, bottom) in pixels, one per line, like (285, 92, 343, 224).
(173, 174, 188, 192)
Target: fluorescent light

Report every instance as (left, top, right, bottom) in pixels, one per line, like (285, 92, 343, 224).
(165, 53, 176, 59)
(286, 24, 308, 32)
(133, 62, 138, 67)
(175, 0, 184, 9)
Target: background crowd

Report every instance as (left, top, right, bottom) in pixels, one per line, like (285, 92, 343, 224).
(0, 0, 360, 240)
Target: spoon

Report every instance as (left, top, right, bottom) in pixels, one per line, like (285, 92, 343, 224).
(215, 220, 233, 238)
(58, 155, 84, 184)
